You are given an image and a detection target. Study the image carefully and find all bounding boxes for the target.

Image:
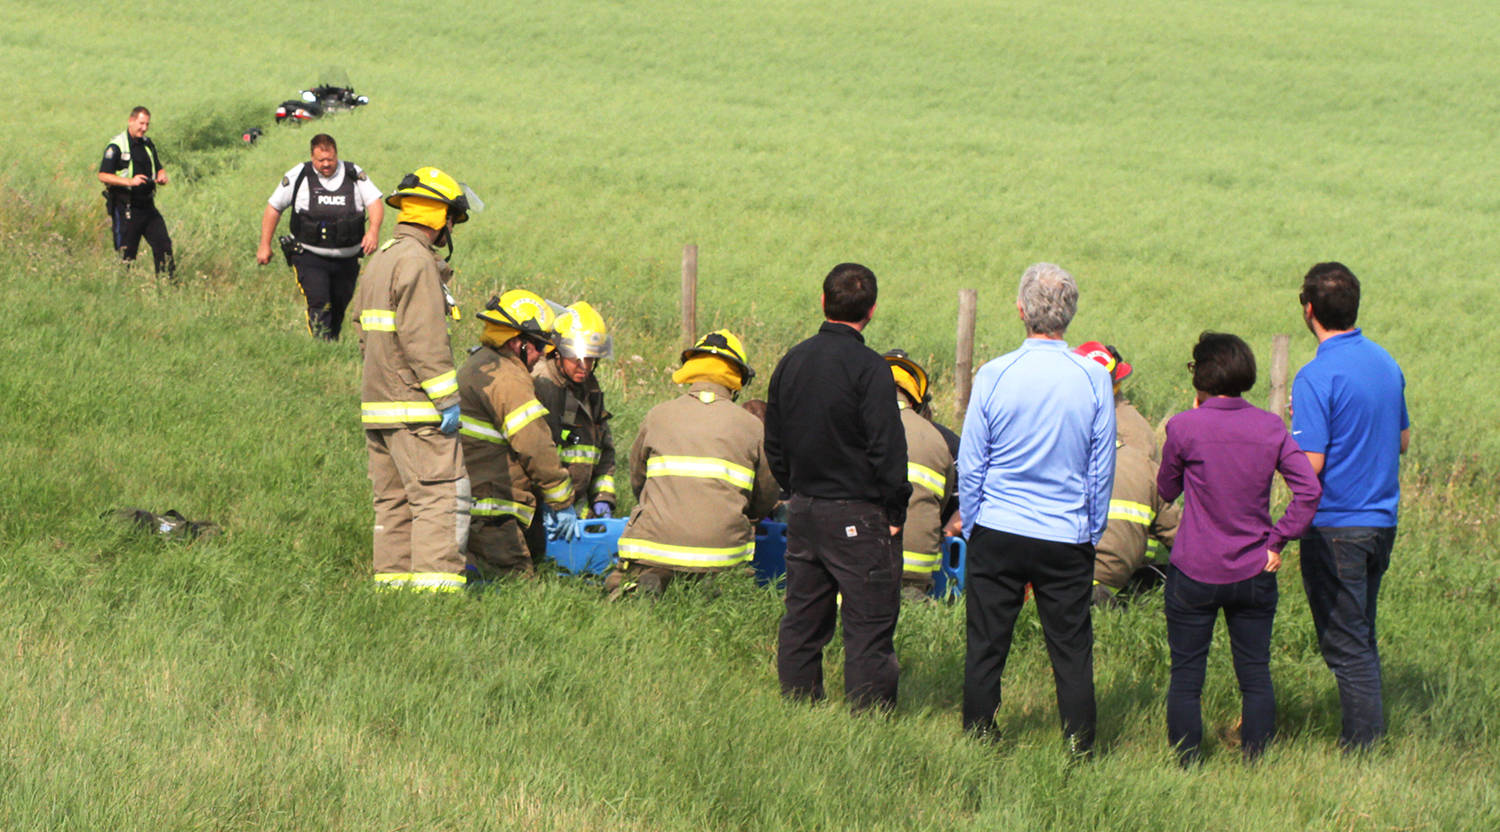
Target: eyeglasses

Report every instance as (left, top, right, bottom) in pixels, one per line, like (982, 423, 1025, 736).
(1186, 361, 1196, 373)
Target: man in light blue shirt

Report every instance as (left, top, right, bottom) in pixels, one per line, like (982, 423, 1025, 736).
(958, 262, 1115, 754)
(1291, 261, 1409, 750)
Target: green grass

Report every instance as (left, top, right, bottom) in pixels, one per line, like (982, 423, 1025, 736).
(1, 0, 1498, 828)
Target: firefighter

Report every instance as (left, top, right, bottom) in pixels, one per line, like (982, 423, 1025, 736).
(255, 133, 384, 340)
(1073, 343, 1180, 605)
(531, 301, 617, 520)
(97, 106, 174, 278)
(352, 166, 478, 592)
(608, 330, 779, 597)
(458, 290, 578, 580)
(883, 350, 957, 600)
(1074, 341, 1157, 460)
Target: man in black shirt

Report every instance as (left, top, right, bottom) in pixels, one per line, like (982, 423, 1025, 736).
(765, 262, 910, 711)
(97, 106, 174, 278)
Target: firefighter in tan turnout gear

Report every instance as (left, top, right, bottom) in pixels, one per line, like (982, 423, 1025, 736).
(1073, 341, 1180, 605)
(352, 166, 478, 591)
(884, 350, 957, 599)
(608, 330, 779, 597)
(532, 301, 617, 519)
(459, 290, 578, 580)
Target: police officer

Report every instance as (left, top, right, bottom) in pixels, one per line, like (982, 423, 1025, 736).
(257, 134, 384, 340)
(97, 106, 173, 278)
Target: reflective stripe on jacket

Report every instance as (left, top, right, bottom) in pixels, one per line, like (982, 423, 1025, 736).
(532, 357, 616, 510)
(352, 226, 459, 428)
(1094, 440, 1180, 589)
(899, 402, 956, 575)
(619, 382, 779, 572)
(458, 344, 575, 524)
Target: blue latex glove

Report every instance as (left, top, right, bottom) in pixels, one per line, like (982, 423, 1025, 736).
(438, 404, 461, 434)
(591, 501, 613, 519)
(545, 504, 581, 542)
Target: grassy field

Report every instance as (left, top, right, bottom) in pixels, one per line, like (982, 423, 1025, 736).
(2, 0, 1499, 828)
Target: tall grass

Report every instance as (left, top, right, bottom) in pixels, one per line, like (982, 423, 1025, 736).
(1, 0, 1498, 828)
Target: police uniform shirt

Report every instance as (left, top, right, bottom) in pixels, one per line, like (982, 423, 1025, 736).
(266, 162, 382, 258)
(99, 134, 162, 206)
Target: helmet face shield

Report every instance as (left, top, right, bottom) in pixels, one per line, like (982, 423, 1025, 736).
(556, 332, 613, 360)
(460, 183, 484, 215)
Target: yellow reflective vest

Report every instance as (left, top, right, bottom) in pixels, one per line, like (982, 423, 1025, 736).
(618, 382, 779, 571)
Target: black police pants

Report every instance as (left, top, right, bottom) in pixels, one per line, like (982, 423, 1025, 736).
(776, 495, 902, 712)
(291, 251, 360, 340)
(962, 525, 1096, 752)
(111, 201, 174, 277)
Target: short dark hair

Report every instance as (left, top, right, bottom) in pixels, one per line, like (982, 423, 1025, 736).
(1300, 262, 1360, 330)
(822, 263, 877, 323)
(129, 106, 150, 119)
(1192, 331, 1256, 397)
(310, 133, 338, 153)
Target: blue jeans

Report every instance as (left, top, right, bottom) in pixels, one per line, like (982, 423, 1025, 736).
(1165, 565, 1278, 764)
(1299, 525, 1395, 748)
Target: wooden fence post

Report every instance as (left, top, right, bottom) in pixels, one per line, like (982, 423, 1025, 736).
(955, 289, 978, 419)
(1269, 334, 1291, 420)
(681, 244, 698, 347)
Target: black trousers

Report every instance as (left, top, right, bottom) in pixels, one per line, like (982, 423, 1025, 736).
(291, 251, 360, 340)
(962, 525, 1096, 751)
(111, 201, 174, 277)
(776, 495, 902, 711)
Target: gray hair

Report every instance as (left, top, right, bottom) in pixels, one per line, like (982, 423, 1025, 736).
(1017, 263, 1078, 336)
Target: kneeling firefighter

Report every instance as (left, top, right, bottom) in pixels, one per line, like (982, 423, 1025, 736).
(883, 350, 957, 599)
(459, 289, 579, 580)
(352, 165, 479, 591)
(531, 301, 617, 520)
(608, 330, 779, 597)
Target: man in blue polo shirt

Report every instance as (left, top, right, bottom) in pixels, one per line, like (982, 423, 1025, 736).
(1291, 261, 1410, 750)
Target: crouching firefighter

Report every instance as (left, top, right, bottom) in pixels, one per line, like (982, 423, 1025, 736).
(608, 330, 779, 597)
(532, 301, 618, 521)
(352, 165, 478, 592)
(256, 133, 384, 340)
(459, 290, 579, 581)
(883, 350, 957, 600)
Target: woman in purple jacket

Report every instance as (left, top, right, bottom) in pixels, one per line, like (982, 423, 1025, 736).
(1157, 332, 1322, 765)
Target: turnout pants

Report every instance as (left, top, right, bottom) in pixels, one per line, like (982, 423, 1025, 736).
(291, 251, 360, 340)
(963, 525, 1096, 752)
(111, 201, 174, 277)
(466, 515, 535, 579)
(776, 495, 902, 711)
(366, 426, 471, 591)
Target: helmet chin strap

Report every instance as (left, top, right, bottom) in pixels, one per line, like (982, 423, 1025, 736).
(435, 223, 454, 261)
